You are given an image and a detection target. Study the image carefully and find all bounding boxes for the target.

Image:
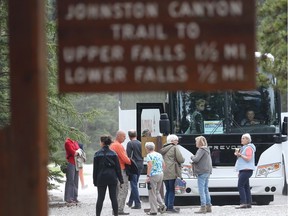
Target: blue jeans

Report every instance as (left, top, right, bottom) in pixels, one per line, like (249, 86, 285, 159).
(164, 179, 176, 210)
(238, 170, 253, 204)
(197, 173, 211, 206)
(128, 173, 141, 207)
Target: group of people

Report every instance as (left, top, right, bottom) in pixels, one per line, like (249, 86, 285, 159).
(93, 130, 144, 216)
(64, 129, 143, 216)
(64, 128, 256, 215)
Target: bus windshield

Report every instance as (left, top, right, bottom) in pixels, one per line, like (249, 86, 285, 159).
(171, 87, 280, 135)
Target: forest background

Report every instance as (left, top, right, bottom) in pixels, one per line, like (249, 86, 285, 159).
(0, 0, 287, 189)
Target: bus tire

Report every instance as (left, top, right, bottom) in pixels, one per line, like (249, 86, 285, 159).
(283, 183, 288, 195)
(282, 156, 288, 195)
(253, 195, 273, 205)
(283, 173, 288, 195)
(140, 196, 149, 202)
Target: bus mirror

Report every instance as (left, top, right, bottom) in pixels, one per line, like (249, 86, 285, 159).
(282, 117, 287, 135)
(160, 113, 170, 136)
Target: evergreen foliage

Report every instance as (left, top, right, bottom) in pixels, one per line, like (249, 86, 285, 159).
(0, 0, 9, 127)
(257, 0, 287, 110)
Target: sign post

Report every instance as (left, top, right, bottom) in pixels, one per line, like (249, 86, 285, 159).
(58, 0, 256, 92)
(0, 0, 47, 215)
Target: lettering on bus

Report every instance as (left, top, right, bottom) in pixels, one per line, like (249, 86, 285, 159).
(209, 145, 242, 150)
(58, 0, 256, 92)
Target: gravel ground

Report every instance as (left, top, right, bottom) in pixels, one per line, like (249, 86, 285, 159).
(49, 165, 288, 216)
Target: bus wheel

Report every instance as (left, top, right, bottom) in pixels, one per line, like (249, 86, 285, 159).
(140, 196, 149, 202)
(282, 157, 288, 195)
(283, 170, 288, 195)
(283, 182, 288, 195)
(253, 195, 272, 205)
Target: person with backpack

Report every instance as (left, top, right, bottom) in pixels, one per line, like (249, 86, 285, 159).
(126, 130, 144, 209)
(93, 135, 123, 216)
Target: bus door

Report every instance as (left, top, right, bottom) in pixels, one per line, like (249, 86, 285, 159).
(136, 103, 165, 141)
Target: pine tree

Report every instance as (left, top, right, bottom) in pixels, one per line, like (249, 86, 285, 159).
(257, 0, 287, 110)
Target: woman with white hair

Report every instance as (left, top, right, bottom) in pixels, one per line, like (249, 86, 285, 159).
(191, 136, 212, 214)
(145, 142, 166, 215)
(159, 134, 184, 213)
(234, 133, 256, 209)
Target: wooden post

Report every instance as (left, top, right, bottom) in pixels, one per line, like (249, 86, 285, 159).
(0, 0, 48, 215)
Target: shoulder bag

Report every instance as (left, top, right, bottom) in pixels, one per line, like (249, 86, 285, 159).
(125, 142, 139, 176)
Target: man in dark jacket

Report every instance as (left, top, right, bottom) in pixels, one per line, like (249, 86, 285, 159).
(126, 130, 144, 209)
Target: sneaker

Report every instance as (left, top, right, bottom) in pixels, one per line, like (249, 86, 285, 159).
(118, 212, 130, 215)
(131, 206, 141, 209)
(65, 200, 77, 206)
(159, 205, 166, 213)
(166, 208, 179, 213)
(235, 204, 248, 209)
(126, 202, 132, 208)
(146, 212, 157, 215)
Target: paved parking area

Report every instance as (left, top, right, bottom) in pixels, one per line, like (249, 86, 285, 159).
(49, 164, 288, 216)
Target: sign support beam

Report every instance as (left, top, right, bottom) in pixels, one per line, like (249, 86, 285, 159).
(0, 0, 48, 215)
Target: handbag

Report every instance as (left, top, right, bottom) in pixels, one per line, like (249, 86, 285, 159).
(175, 177, 186, 194)
(125, 158, 138, 175)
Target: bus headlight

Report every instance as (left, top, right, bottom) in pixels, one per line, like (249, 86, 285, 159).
(256, 162, 281, 177)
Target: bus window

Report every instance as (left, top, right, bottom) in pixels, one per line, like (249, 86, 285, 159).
(231, 87, 279, 134)
(172, 92, 225, 135)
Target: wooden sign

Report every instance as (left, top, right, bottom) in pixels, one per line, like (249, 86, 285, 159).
(57, 0, 256, 92)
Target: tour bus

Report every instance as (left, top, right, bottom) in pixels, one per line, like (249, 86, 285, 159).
(134, 91, 287, 204)
(119, 58, 287, 205)
(120, 93, 287, 204)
